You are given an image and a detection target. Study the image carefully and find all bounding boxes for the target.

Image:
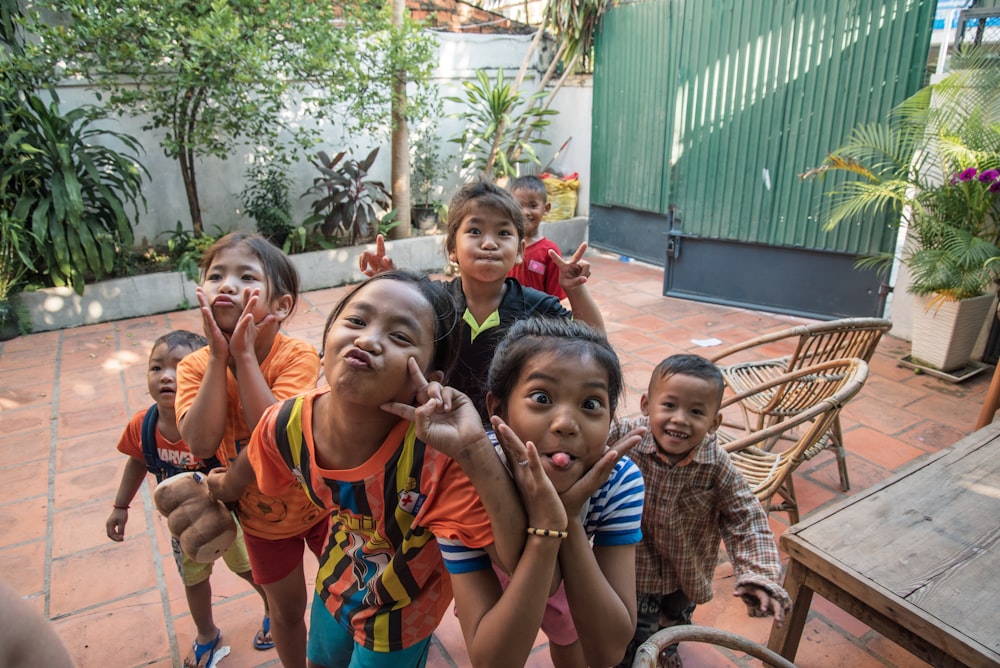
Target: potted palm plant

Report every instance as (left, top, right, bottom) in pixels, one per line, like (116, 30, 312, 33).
(803, 51, 1000, 372)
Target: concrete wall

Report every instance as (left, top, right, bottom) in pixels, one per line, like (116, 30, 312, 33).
(52, 31, 593, 247)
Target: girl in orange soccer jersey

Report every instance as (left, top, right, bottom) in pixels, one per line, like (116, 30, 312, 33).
(175, 232, 324, 668)
(244, 270, 570, 668)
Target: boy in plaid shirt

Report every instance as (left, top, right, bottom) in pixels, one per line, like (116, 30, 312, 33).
(611, 354, 790, 668)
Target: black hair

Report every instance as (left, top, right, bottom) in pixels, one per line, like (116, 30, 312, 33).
(509, 174, 548, 203)
(151, 330, 207, 356)
(445, 181, 526, 256)
(321, 270, 462, 381)
(198, 231, 301, 318)
(650, 354, 725, 405)
(486, 317, 624, 419)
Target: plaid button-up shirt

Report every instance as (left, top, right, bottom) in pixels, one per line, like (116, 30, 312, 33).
(609, 416, 789, 608)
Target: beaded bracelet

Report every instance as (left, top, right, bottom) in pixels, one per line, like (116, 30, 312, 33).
(113, 504, 130, 510)
(526, 527, 568, 539)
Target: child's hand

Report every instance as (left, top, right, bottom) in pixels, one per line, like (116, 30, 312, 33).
(229, 288, 276, 362)
(551, 242, 592, 292)
(491, 416, 567, 532)
(359, 234, 396, 277)
(560, 426, 645, 518)
(106, 508, 128, 542)
(735, 584, 787, 627)
(381, 358, 485, 457)
(206, 468, 241, 504)
(196, 286, 230, 361)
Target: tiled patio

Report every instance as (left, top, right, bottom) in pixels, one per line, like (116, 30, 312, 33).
(0, 252, 991, 667)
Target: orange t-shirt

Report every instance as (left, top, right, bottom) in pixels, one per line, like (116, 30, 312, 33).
(175, 332, 323, 538)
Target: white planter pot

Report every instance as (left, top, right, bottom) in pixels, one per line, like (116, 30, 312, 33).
(910, 292, 995, 372)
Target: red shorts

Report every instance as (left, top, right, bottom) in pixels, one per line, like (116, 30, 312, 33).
(243, 519, 328, 585)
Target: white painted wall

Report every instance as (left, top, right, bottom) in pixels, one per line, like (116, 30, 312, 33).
(51, 30, 593, 246)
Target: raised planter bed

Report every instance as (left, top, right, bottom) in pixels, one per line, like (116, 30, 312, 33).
(20, 218, 588, 333)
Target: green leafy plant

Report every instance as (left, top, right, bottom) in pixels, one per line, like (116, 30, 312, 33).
(802, 50, 1000, 304)
(1, 88, 148, 295)
(447, 68, 557, 180)
(410, 125, 448, 207)
(159, 222, 225, 282)
(303, 147, 391, 245)
(240, 163, 294, 246)
(20, 1, 436, 238)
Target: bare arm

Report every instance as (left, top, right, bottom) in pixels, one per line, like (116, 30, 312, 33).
(178, 288, 230, 459)
(206, 450, 256, 504)
(551, 243, 605, 333)
(106, 457, 148, 541)
(382, 359, 527, 573)
(451, 431, 566, 668)
(0, 580, 76, 668)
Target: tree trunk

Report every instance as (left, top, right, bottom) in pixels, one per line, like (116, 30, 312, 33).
(389, 0, 410, 239)
(177, 87, 204, 237)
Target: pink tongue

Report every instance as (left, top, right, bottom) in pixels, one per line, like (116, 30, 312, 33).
(551, 452, 572, 468)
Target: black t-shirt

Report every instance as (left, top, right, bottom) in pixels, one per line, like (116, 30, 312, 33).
(446, 277, 572, 424)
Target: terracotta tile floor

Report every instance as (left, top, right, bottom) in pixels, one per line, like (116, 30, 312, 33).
(0, 252, 992, 667)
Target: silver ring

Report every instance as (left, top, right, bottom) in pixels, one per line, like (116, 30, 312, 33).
(518, 459, 529, 467)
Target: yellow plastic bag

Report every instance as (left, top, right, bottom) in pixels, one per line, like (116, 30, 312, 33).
(541, 173, 580, 221)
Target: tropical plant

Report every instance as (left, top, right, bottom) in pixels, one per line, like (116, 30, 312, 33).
(410, 122, 448, 207)
(802, 50, 1000, 304)
(240, 163, 293, 246)
(447, 68, 557, 180)
(19, 1, 435, 238)
(303, 148, 391, 245)
(0, 208, 37, 304)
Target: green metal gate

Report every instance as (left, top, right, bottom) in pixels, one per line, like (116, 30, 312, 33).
(590, 0, 935, 318)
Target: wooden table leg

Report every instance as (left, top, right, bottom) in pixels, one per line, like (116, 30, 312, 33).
(768, 559, 813, 661)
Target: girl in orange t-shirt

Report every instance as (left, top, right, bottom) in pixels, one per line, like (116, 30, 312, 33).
(175, 232, 322, 668)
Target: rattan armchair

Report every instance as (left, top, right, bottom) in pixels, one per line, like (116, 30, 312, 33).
(716, 358, 869, 525)
(632, 625, 798, 667)
(710, 317, 890, 491)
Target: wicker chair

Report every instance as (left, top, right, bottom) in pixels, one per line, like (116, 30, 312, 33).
(716, 358, 869, 525)
(710, 317, 890, 491)
(632, 625, 799, 667)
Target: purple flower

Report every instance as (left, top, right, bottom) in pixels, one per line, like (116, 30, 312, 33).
(990, 182, 1000, 194)
(978, 169, 1000, 183)
(958, 167, 978, 181)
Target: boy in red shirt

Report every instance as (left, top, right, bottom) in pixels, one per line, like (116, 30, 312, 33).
(507, 175, 566, 300)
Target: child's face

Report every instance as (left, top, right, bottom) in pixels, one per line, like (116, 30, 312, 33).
(496, 352, 612, 494)
(322, 279, 437, 407)
(201, 243, 287, 334)
(147, 343, 194, 411)
(448, 202, 524, 283)
(512, 188, 549, 239)
(641, 373, 723, 464)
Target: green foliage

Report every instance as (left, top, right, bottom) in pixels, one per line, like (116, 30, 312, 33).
(410, 119, 448, 206)
(447, 69, 556, 180)
(1, 87, 148, 295)
(803, 49, 1000, 302)
(19, 0, 438, 236)
(240, 163, 293, 244)
(303, 147, 391, 246)
(159, 222, 225, 282)
(0, 207, 38, 302)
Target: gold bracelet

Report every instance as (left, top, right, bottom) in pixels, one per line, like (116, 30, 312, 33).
(526, 527, 568, 539)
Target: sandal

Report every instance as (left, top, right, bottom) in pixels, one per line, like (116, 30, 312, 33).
(187, 629, 222, 668)
(253, 615, 275, 651)
(658, 642, 683, 668)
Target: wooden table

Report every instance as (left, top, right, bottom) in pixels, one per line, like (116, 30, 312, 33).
(768, 422, 1000, 667)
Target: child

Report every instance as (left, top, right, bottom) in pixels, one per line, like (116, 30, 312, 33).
(610, 354, 791, 668)
(360, 181, 604, 422)
(484, 317, 647, 668)
(106, 330, 264, 668)
(175, 232, 324, 668)
(506, 175, 565, 300)
(243, 270, 564, 667)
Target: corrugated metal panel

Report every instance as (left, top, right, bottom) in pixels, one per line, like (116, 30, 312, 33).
(591, 0, 676, 213)
(592, 0, 934, 256)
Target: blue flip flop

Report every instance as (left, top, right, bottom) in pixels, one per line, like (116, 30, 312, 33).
(253, 615, 275, 651)
(191, 629, 222, 668)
